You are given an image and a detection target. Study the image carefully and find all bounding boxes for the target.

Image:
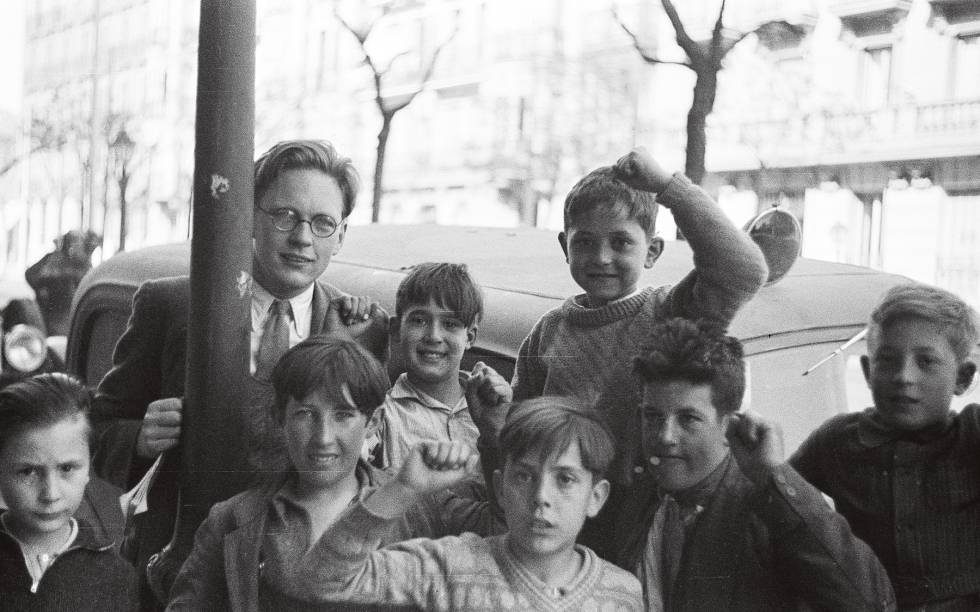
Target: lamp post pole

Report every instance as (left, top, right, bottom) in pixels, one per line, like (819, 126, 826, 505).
(110, 127, 135, 252)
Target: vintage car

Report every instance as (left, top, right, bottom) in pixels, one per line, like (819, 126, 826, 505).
(65, 221, 940, 453)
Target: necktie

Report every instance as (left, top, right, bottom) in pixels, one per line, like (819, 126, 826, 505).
(255, 299, 291, 380)
(660, 495, 684, 610)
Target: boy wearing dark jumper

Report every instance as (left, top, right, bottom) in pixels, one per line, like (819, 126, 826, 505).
(791, 283, 980, 611)
(621, 318, 894, 611)
(0, 373, 137, 611)
(511, 148, 767, 490)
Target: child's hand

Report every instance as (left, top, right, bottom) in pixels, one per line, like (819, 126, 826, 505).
(364, 441, 478, 519)
(614, 147, 673, 196)
(464, 362, 512, 441)
(397, 441, 479, 495)
(726, 411, 785, 488)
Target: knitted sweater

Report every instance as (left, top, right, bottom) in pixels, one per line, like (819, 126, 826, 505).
(291, 501, 643, 612)
(512, 173, 768, 485)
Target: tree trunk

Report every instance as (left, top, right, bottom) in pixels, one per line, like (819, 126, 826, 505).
(372, 113, 393, 223)
(684, 67, 719, 186)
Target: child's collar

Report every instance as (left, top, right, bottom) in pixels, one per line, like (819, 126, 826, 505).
(859, 408, 955, 447)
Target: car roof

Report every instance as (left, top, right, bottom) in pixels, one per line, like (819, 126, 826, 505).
(73, 224, 908, 355)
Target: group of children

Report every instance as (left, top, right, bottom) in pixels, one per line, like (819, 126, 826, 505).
(2, 147, 978, 611)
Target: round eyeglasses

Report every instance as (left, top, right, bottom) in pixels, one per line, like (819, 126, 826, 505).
(258, 207, 339, 238)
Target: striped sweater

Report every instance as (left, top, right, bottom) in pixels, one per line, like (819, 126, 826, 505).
(291, 502, 643, 612)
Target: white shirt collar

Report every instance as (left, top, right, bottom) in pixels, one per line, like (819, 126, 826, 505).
(250, 281, 315, 335)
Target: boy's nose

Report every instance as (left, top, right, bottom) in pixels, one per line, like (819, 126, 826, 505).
(424, 322, 444, 341)
(312, 418, 338, 446)
(596, 242, 614, 264)
(656, 419, 679, 445)
(893, 358, 918, 384)
(533, 478, 553, 507)
(38, 474, 61, 503)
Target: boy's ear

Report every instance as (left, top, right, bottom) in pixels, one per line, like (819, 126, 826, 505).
(644, 236, 664, 269)
(389, 315, 401, 341)
(860, 355, 872, 387)
(954, 360, 977, 395)
(586, 478, 611, 518)
(558, 232, 569, 262)
(466, 324, 477, 348)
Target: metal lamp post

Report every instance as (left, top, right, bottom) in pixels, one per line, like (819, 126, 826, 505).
(110, 127, 135, 252)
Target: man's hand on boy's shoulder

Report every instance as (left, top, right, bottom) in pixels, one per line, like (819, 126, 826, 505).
(366, 441, 478, 519)
(614, 147, 674, 198)
(325, 295, 389, 355)
(464, 362, 513, 442)
(136, 397, 183, 459)
(726, 410, 785, 488)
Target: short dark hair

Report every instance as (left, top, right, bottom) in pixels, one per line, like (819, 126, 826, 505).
(498, 395, 615, 481)
(271, 335, 390, 421)
(0, 373, 92, 453)
(633, 318, 745, 416)
(254, 140, 360, 218)
(395, 262, 484, 328)
(563, 166, 658, 235)
(868, 283, 979, 362)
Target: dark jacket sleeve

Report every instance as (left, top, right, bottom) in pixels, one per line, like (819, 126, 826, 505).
(752, 464, 896, 611)
(166, 500, 236, 611)
(92, 277, 188, 489)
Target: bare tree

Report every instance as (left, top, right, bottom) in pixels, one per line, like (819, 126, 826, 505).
(615, 0, 804, 185)
(335, 7, 457, 222)
(0, 118, 68, 178)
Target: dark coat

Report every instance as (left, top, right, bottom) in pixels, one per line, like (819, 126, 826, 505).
(612, 458, 896, 612)
(89, 275, 347, 607)
(0, 515, 137, 612)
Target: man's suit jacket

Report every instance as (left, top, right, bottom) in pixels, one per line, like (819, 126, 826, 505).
(90, 275, 347, 605)
(612, 457, 896, 612)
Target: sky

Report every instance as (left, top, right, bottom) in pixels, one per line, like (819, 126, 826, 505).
(0, 0, 25, 115)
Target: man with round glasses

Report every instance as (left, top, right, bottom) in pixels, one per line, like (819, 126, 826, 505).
(90, 140, 388, 608)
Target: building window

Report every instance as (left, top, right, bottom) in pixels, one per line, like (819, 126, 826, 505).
(859, 45, 893, 107)
(951, 34, 980, 99)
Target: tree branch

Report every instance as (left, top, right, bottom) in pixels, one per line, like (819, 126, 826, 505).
(612, 7, 692, 68)
(387, 16, 460, 113)
(380, 50, 412, 76)
(711, 0, 727, 54)
(661, 0, 700, 60)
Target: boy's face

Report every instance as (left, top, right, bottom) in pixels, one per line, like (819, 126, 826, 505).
(0, 416, 90, 539)
(862, 316, 976, 431)
(559, 203, 662, 306)
(283, 386, 373, 493)
(493, 442, 608, 563)
(252, 168, 347, 299)
(641, 380, 731, 493)
(394, 299, 476, 387)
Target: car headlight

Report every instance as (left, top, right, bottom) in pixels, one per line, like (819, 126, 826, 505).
(3, 324, 48, 372)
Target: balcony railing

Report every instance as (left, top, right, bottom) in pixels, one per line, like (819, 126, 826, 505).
(682, 98, 980, 170)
